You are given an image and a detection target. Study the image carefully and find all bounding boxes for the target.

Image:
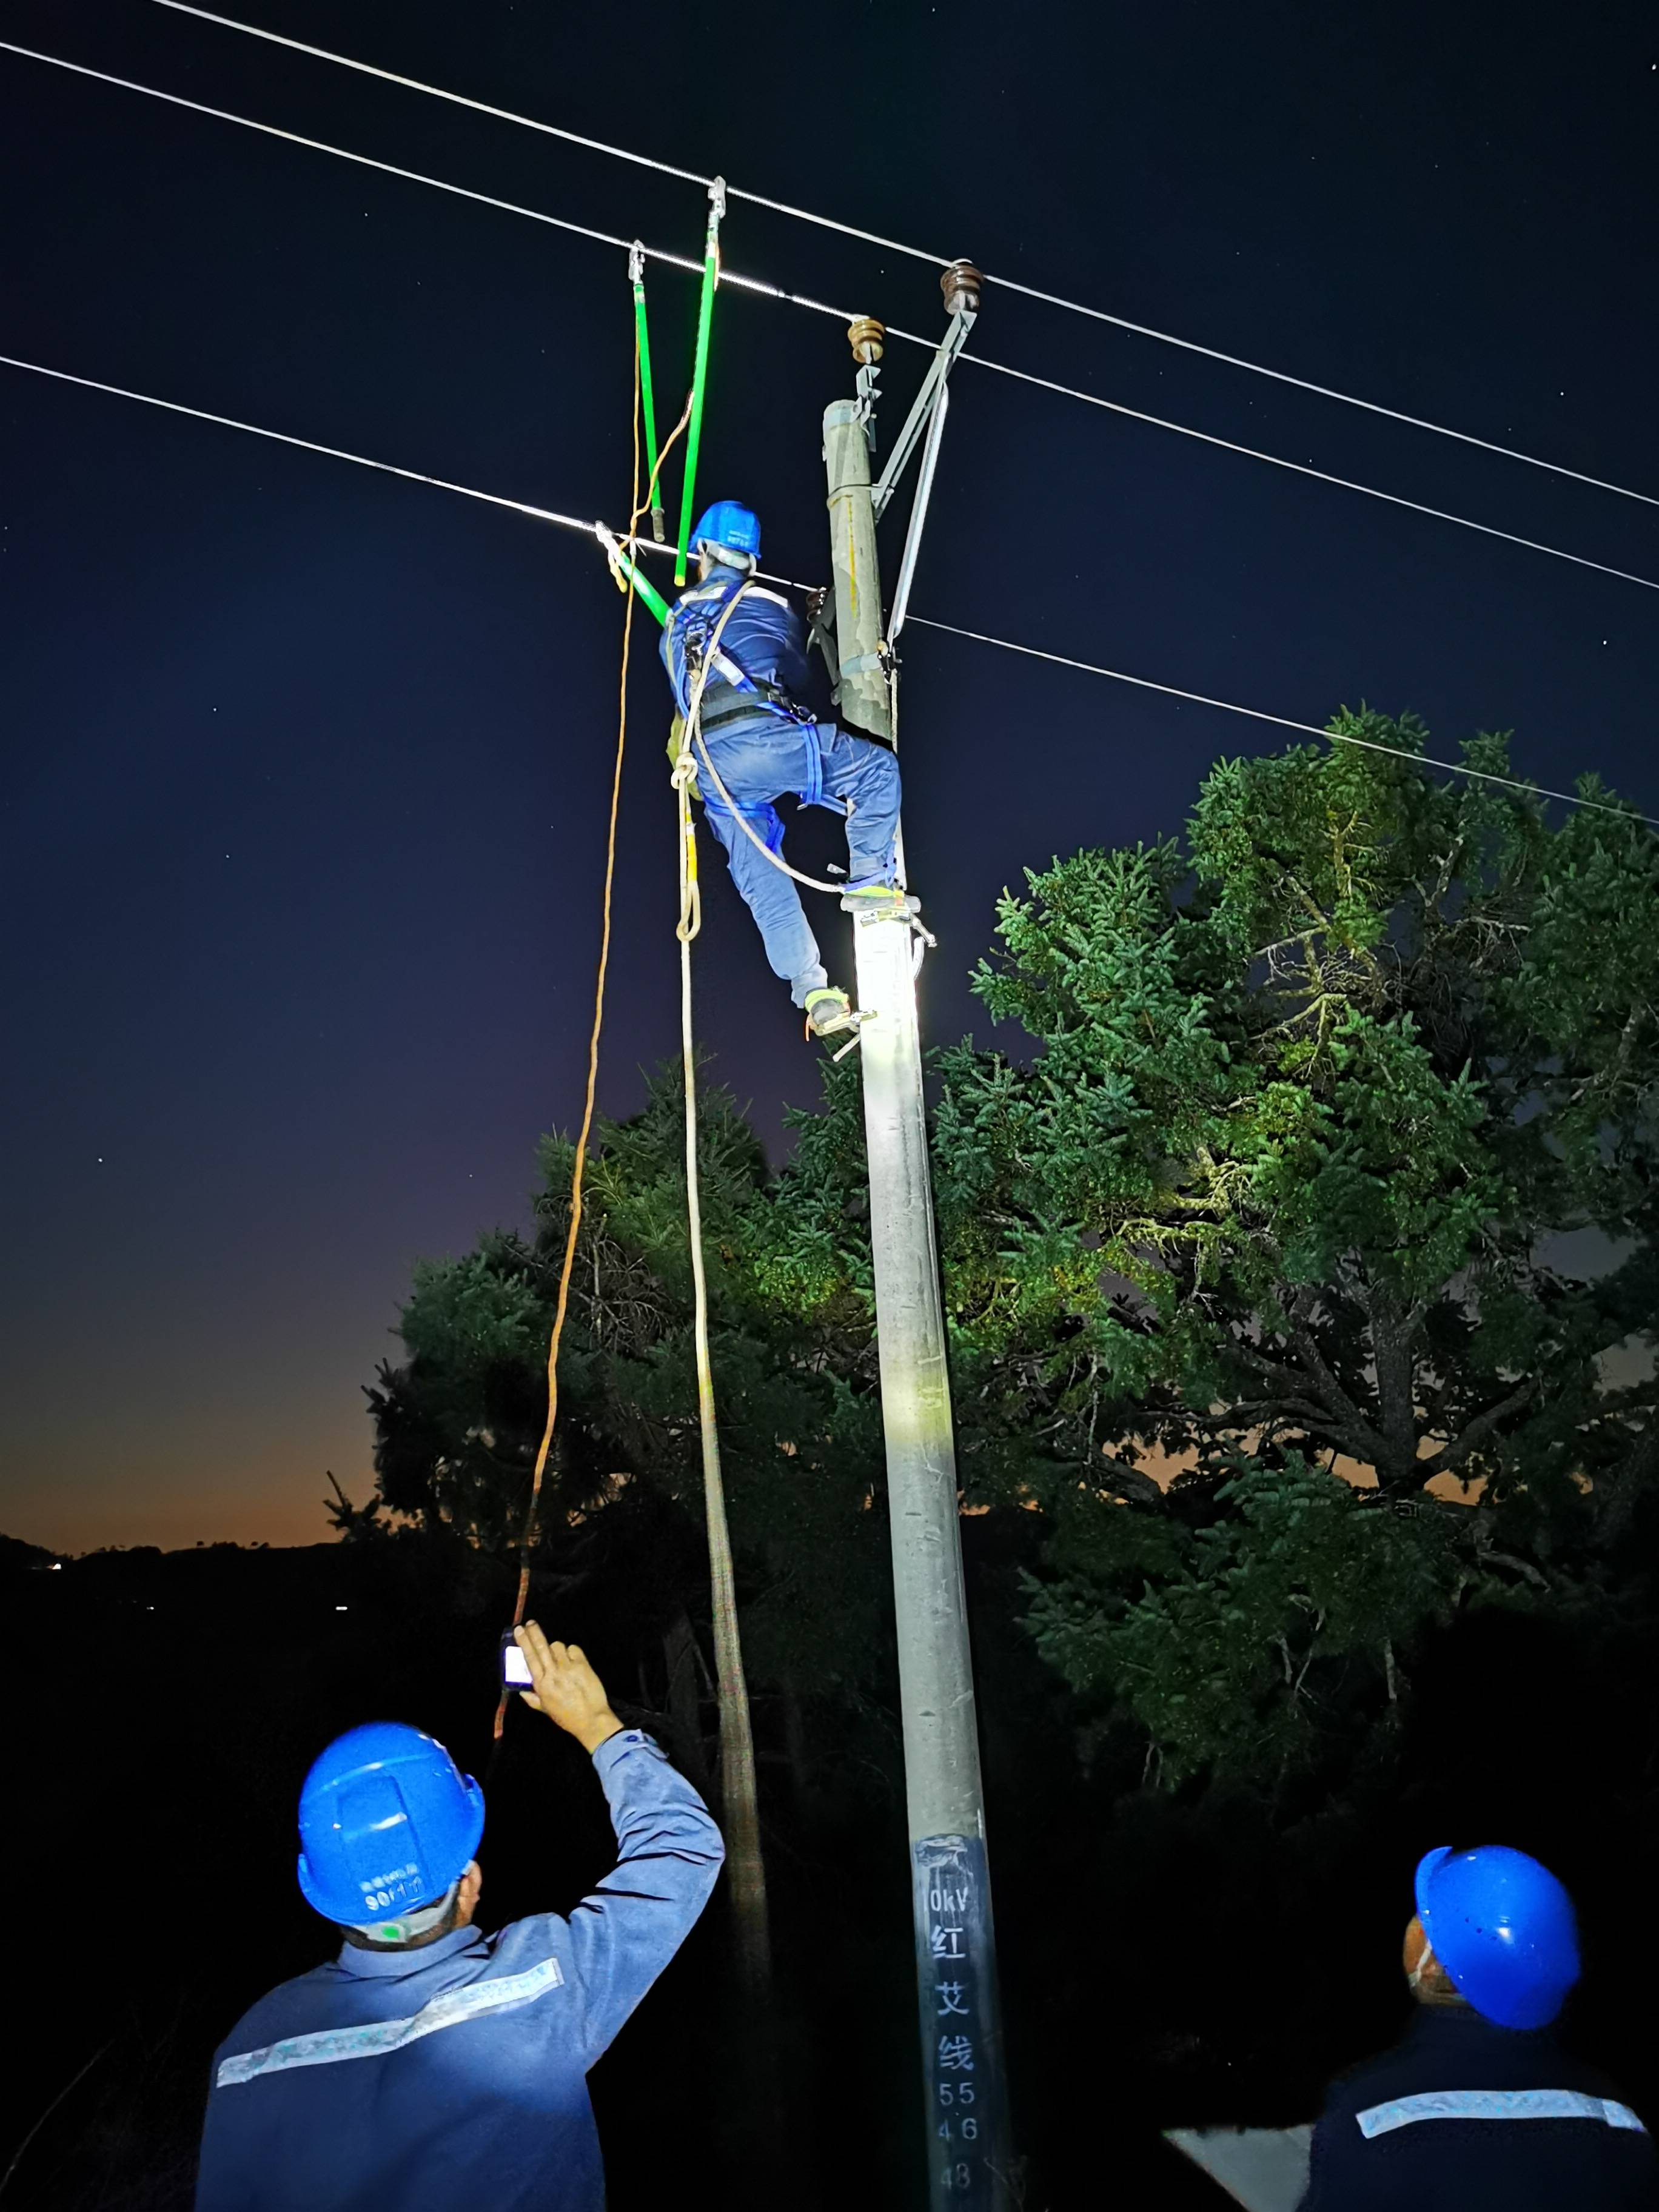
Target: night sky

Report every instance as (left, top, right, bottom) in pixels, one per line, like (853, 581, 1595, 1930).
(4, 0, 1656, 1552)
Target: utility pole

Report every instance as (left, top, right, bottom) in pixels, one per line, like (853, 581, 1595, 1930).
(823, 264, 1011, 2212)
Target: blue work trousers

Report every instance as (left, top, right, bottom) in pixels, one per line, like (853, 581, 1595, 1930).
(700, 717, 901, 1005)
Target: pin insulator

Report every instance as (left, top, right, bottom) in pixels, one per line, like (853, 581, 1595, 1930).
(940, 260, 983, 317)
(847, 316, 886, 365)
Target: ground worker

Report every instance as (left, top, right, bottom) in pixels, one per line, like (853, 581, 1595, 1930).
(662, 498, 905, 1037)
(195, 1625, 723, 2212)
(1297, 1844, 1656, 2209)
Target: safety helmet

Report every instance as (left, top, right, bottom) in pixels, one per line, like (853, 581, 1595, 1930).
(1415, 1844, 1581, 2029)
(297, 1721, 484, 1926)
(692, 500, 761, 563)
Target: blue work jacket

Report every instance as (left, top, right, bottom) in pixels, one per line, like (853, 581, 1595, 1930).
(660, 566, 815, 734)
(195, 1731, 723, 2212)
(1298, 2004, 1657, 2211)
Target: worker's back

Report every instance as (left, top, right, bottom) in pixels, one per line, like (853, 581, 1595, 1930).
(662, 568, 814, 726)
(195, 1729, 723, 2212)
(1298, 2006, 1657, 2210)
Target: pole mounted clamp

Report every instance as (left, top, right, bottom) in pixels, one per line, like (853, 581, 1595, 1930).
(628, 240, 645, 284)
(708, 175, 728, 219)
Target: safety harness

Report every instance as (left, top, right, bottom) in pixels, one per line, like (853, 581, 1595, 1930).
(668, 569, 843, 817)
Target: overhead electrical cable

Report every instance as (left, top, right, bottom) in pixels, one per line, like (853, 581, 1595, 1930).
(0, 40, 858, 323)
(5, 40, 1651, 600)
(903, 617, 1655, 825)
(1, 350, 1644, 829)
(148, 0, 1659, 512)
(952, 354, 1659, 595)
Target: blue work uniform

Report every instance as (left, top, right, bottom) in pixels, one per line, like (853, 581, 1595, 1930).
(662, 566, 902, 1007)
(195, 1731, 723, 2212)
(1298, 2005, 1657, 2210)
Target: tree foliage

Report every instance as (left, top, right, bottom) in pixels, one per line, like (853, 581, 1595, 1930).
(363, 717, 1659, 1796)
(936, 717, 1659, 1778)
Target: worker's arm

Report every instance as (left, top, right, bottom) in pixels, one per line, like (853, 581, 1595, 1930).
(511, 1623, 725, 2066)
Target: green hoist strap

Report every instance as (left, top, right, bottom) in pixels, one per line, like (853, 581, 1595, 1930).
(674, 179, 725, 586)
(628, 244, 665, 542)
(597, 527, 672, 626)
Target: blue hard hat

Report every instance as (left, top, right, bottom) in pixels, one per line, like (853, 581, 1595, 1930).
(1415, 1844, 1581, 2029)
(297, 1721, 484, 1925)
(692, 500, 761, 560)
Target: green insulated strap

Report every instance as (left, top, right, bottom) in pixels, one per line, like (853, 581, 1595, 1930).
(629, 244, 665, 541)
(597, 529, 672, 628)
(675, 180, 725, 586)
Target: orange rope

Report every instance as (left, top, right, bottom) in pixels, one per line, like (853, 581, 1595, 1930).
(493, 332, 645, 1738)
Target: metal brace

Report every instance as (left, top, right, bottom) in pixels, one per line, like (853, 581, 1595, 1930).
(830, 1010, 873, 1063)
(871, 308, 974, 521)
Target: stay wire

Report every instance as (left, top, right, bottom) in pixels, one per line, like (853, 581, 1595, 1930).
(148, 0, 1659, 512)
(0, 349, 1647, 827)
(10, 38, 1655, 592)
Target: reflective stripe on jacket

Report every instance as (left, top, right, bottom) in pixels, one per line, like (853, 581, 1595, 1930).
(195, 1733, 723, 2212)
(1298, 2007, 1657, 2212)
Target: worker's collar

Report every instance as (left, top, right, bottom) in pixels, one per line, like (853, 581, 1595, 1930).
(334, 1924, 483, 1979)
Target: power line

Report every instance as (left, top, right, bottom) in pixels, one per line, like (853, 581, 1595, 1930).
(905, 617, 1655, 825)
(149, 0, 1659, 514)
(1, 348, 1645, 828)
(9, 39, 1655, 602)
(0, 351, 602, 536)
(0, 41, 861, 326)
(954, 355, 1659, 594)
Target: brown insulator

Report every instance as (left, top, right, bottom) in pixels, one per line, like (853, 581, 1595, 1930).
(939, 260, 983, 317)
(847, 315, 886, 365)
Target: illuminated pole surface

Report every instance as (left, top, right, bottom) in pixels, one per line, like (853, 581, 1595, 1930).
(824, 399, 1012, 2212)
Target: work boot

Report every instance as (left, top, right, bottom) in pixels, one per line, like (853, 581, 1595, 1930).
(840, 883, 918, 920)
(804, 987, 857, 1039)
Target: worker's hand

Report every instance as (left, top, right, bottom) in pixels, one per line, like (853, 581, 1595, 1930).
(512, 1622, 623, 1755)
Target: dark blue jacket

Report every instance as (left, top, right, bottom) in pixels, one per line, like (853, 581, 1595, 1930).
(1299, 2005, 1657, 2211)
(660, 567, 814, 734)
(195, 1732, 723, 2212)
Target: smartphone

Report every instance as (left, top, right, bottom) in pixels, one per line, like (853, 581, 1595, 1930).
(500, 1631, 534, 1689)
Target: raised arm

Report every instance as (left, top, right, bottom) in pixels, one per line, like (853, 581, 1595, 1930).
(511, 1623, 725, 2064)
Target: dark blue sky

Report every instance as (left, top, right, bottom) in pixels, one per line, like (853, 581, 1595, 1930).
(4, 0, 1656, 1548)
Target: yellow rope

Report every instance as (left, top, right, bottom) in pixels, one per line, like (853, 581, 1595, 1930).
(494, 333, 647, 1737)
(494, 338, 697, 1740)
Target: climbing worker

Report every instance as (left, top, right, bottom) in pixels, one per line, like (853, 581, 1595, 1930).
(1297, 1844, 1656, 2209)
(195, 1625, 723, 2212)
(661, 498, 906, 1037)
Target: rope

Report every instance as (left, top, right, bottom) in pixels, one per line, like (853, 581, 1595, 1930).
(669, 549, 771, 1987)
(13, 38, 1657, 591)
(490, 321, 644, 1742)
(1, 350, 1647, 826)
(904, 615, 1659, 826)
(145, 0, 1659, 512)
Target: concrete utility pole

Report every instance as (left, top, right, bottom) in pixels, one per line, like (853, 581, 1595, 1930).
(823, 292, 1011, 2212)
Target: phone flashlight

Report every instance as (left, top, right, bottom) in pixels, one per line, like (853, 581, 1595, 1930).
(500, 1631, 534, 1689)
